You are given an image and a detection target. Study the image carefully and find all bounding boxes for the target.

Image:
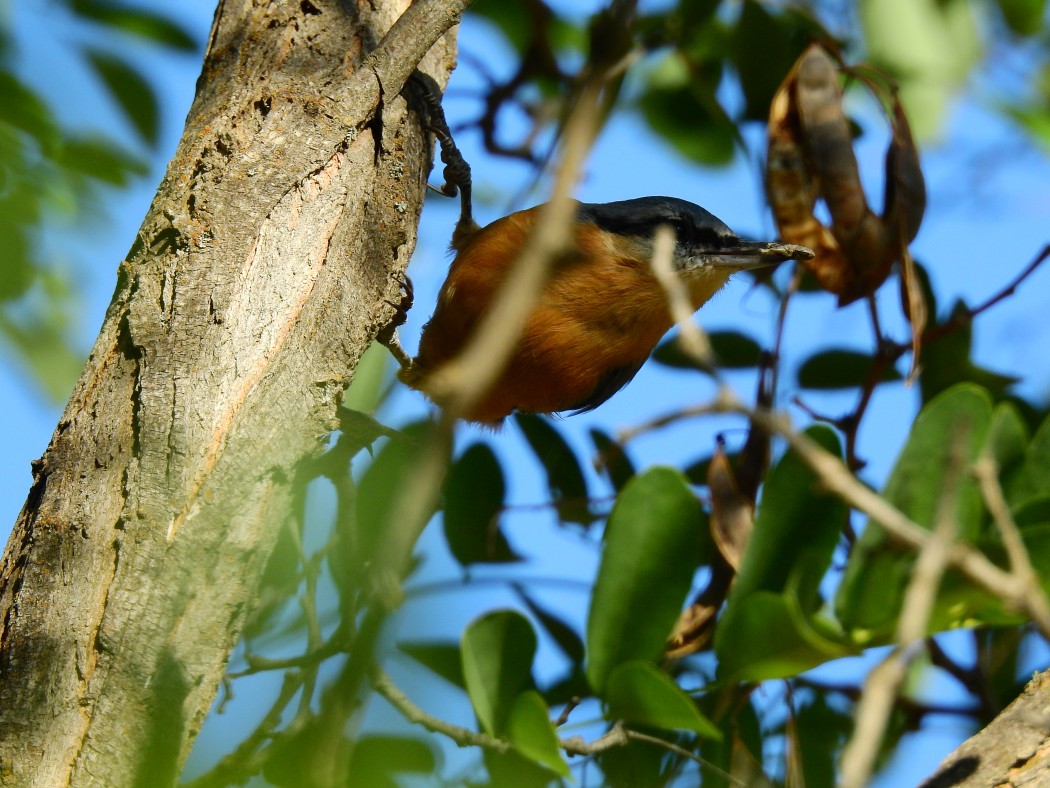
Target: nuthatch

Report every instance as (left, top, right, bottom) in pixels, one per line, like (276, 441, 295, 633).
(398, 196, 812, 424)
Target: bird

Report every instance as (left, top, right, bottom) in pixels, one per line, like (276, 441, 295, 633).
(397, 196, 813, 424)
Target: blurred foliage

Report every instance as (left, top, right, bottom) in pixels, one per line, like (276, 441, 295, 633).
(8, 0, 1050, 785)
(179, 0, 1050, 784)
(0, 0, 195, 400)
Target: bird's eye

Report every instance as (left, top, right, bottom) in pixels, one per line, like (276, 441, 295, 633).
(670, 220, 691, 241)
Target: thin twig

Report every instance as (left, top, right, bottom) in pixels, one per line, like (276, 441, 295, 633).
(229, 635, 346, 678)
(899, 244, 1050, 351)
(554, 697, 582, 727)
(182, 672, 307, 788)
(719, 394, 1039, 630)
(372, 56, 621, 606)
(403, 574, 593, 600)
(616, 401, 729, 445)
(796, 676, 982, 718)
(839, 422, 967, 788)
(960, 243, 1050, 324)
(373, 668, 510, 753)
(973, 454, 1050, 638)
(375, 670, 744, 785)
(649, 224, 715, 367)
(926, 636, 998, 717)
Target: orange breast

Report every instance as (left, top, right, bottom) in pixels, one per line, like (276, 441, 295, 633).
(403, 208, 728, 423)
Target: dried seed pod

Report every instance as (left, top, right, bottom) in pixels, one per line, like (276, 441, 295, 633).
(899, 251, 928, 380)
(665, 598, 719, 658)
(765, 44, 928, 306)
(883, 94, 926, 246)
(796, 45, 869, 237)
(708, 440, 753, 572)
(766, 49, 851, 295)
(835, 209, 895, 305)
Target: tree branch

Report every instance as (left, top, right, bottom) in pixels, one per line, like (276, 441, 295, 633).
(839, 423, 968, 788)
(724, 395, 1044, 636)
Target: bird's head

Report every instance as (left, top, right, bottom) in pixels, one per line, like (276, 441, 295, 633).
(576, 196, 813, 279)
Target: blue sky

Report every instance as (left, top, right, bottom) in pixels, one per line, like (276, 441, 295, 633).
(2, 0, 1050, 783)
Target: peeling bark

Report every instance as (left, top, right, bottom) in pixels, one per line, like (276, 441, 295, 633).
(0, 0, 468, 784)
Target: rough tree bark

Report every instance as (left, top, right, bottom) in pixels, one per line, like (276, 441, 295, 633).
(922, 668, 1050, 787)
(0, 0, 468, 784)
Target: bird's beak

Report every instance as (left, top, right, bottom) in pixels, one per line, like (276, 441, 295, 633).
(679, 241, 814, 272)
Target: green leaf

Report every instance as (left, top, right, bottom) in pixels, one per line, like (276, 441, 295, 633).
(0, 313, 83, 403)
(880, 383, 992, 534)
(587, 468, 705, 695)
(797, 349, 902, 390)
(732, 425, 847, 610)
(1006, 412, 1050, 509)
(637, 52, 735, 166)
(984, 403, 1030, 484)
(514, 584, 585, 666)
(836, 384, 994, 635)
(71, 0, 197, 50)
(714, 426, 853, 680)
(58, 136, 147, 186)
(860, 0, 981, 139)
(996, 0, 1047, 36)
(467, 0, 582, 53)
(607, 662, 721, 738)
(595, 737, 668, 788)
(653, 330, 763, 373)
(343, 341, 392, 414)
(348, 736, 439, 785)
(792, 694, 853, 788)
(261, 720, 338, 788)
(1013, 496, 1050, 529)
(461, 610, 536, 735)
(507, 691, 571, 777)
(707, 330, 765, 368)
(590, 428, 636, 491)
(715, 592, 853, 682)
(333, 409, 400, 459)
(355, 421, 444, 571)
(398, 641, 466, 689)
(483, 747, 558, 788)
(0, 71, 60, 154)
(515, 414, 592, 525)
(444, 443, 520, 566)
(1006, 105, 1050, 152)
(731, 0, 826, 122)
(920, 301, 1019, 404)
(86, 50, 159, 146)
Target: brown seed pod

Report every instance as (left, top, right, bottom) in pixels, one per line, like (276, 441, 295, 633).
(796, 45, 869, 237)
(766, 44, 927, 307)
(883, 93, 926, 247)
(707, 442, 754, 572)
(766, 50, 851, 295)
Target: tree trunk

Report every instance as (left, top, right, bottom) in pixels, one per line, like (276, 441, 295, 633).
(921, 668, 1050, 788)
(0, 0, 466, 784)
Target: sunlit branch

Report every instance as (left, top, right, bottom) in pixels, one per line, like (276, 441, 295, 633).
(373, 670, 745, 786)
(371, 48, 626, 607)
(839, 424, 967, 788)
(973, 454, 1050, 639)
(718, 394, 1047, 637)
(649, 223, 716, 368)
